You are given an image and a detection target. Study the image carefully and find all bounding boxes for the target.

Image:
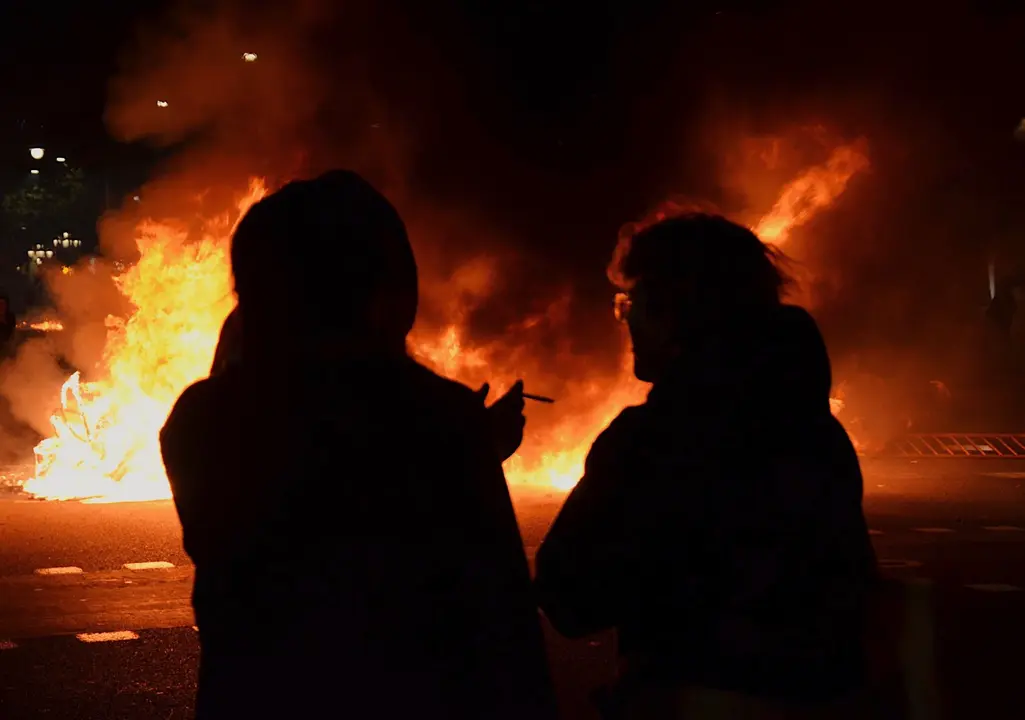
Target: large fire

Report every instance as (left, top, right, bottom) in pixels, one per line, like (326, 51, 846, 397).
(22, 141, 868, 503)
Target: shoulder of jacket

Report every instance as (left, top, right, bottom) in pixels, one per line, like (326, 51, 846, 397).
(404, 361, 487, 425)
(162, 377, 230, 438)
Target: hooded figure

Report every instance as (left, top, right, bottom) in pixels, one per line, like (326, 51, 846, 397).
(161, 171, 555, 720)
(535, 214, 876, 718)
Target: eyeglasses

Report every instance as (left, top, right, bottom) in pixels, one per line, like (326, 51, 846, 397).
(613, 292, 632, 323)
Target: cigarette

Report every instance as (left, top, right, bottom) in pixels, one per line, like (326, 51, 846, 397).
(523, 392, 555, 404)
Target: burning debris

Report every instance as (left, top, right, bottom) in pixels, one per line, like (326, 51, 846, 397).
(16, 320, 65, 333)
(22, 181, 266, 503)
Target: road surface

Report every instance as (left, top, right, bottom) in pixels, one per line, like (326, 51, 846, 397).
(1, 459, 1024, 718)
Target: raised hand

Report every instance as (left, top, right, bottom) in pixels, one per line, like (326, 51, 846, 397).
(477, 380, 526, 462)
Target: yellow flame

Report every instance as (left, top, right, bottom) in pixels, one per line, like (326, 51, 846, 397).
(24, 180, 266, 503)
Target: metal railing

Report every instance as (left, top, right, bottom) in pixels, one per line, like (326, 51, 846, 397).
(884, 433, 1025, 458)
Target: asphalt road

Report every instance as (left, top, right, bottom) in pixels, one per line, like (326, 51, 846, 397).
(1, 460, 1024, 718)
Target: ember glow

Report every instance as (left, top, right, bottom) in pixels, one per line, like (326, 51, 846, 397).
(23, 138, 868, 503)
(17, 320, 65, 332)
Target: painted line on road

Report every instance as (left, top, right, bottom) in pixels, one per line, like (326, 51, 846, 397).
(983, 526, 1025, 532)
(76, 631, 140, 643)
(878, 559, 923, 569)
(965, 584, 1022, 593)
(33, 566, 83, 576)
(123, 561, 175, 570)
(0, 640, 17, 650)
(913, 528, 955, 534)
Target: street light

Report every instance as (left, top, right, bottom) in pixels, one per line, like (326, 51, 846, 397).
(242, 52, 258, 62)
(30, 147, 44, 160)
(30, 169, 39, 175)
(156, 100, 169, 108)
(55, 156, 66, 163)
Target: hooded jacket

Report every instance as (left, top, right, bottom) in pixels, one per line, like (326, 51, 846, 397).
(162, 170, 555, 719)
(535, 305, 876, 702)
(161, 358, 556, 720)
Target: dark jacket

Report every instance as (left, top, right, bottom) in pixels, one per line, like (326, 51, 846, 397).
(161, 356, 556, 719)
(535, 305, 876, 703)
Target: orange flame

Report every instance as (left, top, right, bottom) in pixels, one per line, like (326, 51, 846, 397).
(754, 142, 869, 246)
(24, 139, 867, 503)
(17, 320, 65, 332)
(23, 180, 266, 503)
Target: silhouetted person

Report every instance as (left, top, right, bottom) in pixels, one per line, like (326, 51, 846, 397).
(161, 171, 556, 720)
(535, 214, 876, 718)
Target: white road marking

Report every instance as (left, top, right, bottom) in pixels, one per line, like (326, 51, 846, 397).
(869, 529, 884, 535)
(123, 561, 175, 570)
(983, 526, 1025, 532)
(34, 566, 84, 575)
(913, 528, 955, 534)
(0, 640, 17, 650)
(965, 584, 1022, 592)
(76, 631, 140, 643)
(878, 559, 923, 569)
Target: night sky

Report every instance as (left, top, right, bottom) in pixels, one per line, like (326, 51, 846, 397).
(1, 1, 1024, 372)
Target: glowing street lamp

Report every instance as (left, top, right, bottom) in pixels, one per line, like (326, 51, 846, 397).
(30, 169, 39, 175)
(56, 156, 66, 163)
(30, 147, 44, 160)
(156, 100, 169, 108)
(242, 52, 258, 62)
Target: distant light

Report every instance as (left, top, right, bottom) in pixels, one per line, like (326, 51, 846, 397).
(133, 195, 141, 202)
(29, 147, 44, 160)
(63, 232, 69, 239)
(156, 100, 169, 108)
(55, 156, 66, 163)
(30, 169, 39, 175)
(242, 52, 258, 62)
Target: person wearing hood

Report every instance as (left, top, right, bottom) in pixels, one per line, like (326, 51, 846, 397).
(534, 214, 877, 719)
(161, 170, 556, 719)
